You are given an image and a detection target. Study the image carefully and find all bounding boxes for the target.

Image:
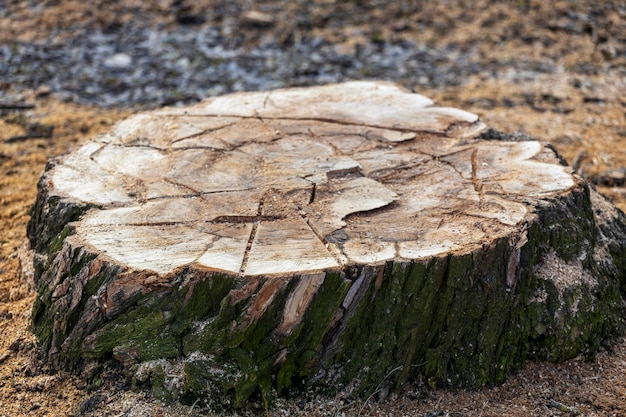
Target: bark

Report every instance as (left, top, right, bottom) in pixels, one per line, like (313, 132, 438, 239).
(27, 81, 626, 410)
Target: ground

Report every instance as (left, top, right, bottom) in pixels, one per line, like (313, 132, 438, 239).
(1, 1, 626, 416)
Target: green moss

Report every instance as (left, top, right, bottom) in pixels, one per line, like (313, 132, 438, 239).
(322, 259, 461, 396)
(86, 308, 180, 361)
(183, 356, 240, 408)
(31, 244, 110, 365)
(178, 272, 354, 406)
(536, 185, 596, 263)
(31, 296, 53, 350)
(28, 194, 93, 254)
(150, 365, 172, 401)
(47, 225, 71, 255)
(176, 273, 237, 327)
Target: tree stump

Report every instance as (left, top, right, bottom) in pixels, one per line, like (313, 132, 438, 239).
(28, 81, 626, 409)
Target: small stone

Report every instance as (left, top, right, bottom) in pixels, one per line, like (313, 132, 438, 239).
(103, 53, 132, 69)
(34, 85, 51, 98)
(240, 10, 275, 27)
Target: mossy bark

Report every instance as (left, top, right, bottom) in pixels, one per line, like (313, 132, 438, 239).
(28, 180, 626, 410)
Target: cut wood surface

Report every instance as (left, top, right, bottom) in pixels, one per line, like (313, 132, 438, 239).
(28, 81, 626, 410)
(34, 81, 573, 274)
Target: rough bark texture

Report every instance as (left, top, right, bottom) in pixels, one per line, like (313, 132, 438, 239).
(27, 81, 626, 410)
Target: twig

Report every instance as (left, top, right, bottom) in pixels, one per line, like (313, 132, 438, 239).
(4, 123, 54, 143)
(357, 365, 403, 416)
(4, 135, 33, 143)
(547, 399, 581, 415)
(188, 398, 200, 414)
(261, 388, 270, 417)
(0, 103, 35, 111)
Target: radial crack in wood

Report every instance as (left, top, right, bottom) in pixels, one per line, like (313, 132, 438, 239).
(28, 81, 626, 410)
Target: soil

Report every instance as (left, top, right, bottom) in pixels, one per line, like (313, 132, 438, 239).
(1, 1, 625, 416)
